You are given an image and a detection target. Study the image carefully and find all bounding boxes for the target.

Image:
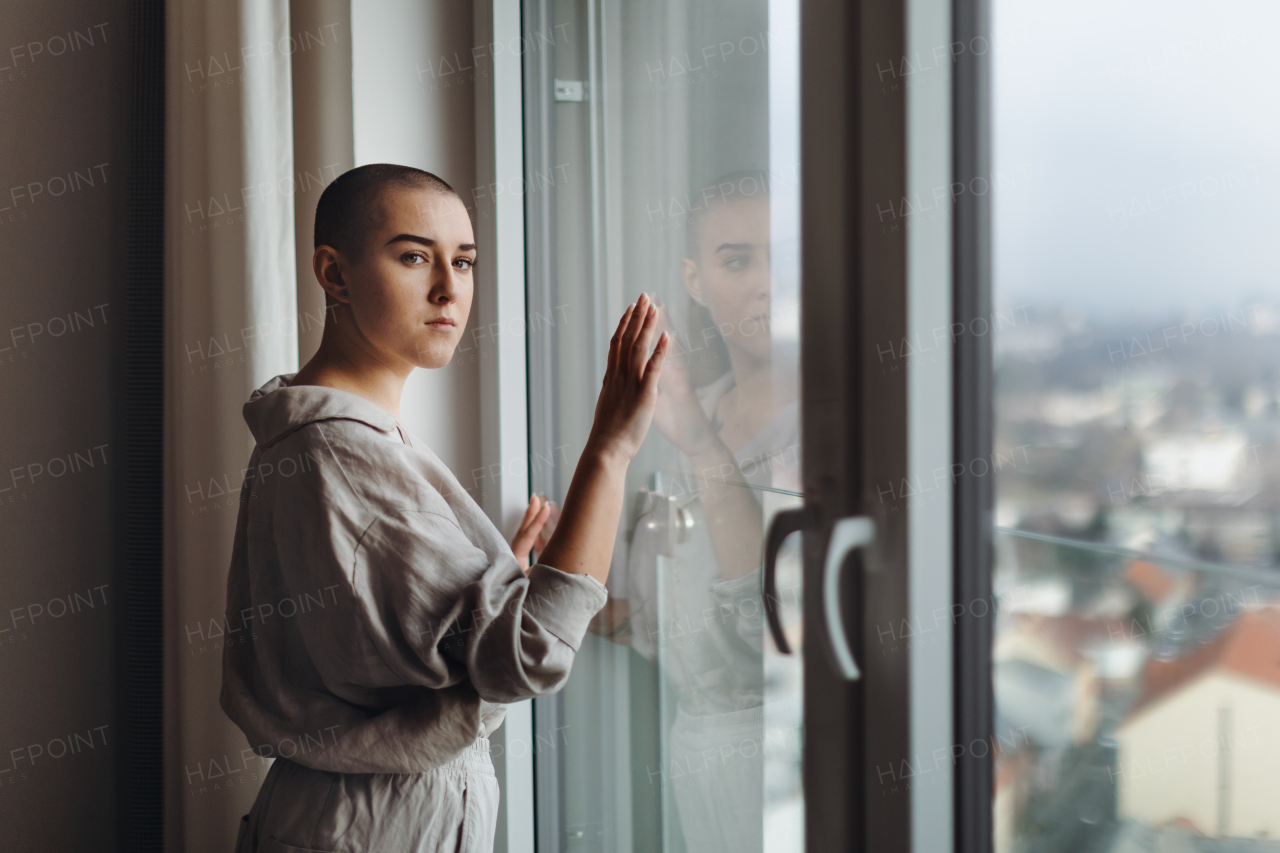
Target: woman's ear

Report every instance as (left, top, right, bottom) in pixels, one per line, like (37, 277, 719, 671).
(313, 245, 350, 305)
(681, 257, 707, 306)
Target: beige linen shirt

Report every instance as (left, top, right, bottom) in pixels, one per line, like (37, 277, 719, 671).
(221, 375, 607, 775)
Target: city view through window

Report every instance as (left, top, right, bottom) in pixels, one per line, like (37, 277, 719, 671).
(991, 1, 1280, 849)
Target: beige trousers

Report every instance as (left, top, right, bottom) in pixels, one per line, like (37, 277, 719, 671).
(235, 739, 499, 853)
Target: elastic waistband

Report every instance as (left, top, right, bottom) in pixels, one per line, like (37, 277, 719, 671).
(272, 736, 494, 780)
(441, 736, 493, 775)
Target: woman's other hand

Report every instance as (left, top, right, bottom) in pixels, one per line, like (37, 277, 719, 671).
(511, 494, 552, 573)
(585, 293, 670, 464)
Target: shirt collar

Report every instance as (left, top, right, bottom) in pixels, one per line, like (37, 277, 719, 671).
(242, 374, 400, 447)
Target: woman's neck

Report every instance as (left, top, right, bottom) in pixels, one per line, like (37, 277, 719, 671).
(291, 322, 410, 419)
(715, 345, 797, 452)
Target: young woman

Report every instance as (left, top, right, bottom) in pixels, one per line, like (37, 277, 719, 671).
(221, 164, 669, 853)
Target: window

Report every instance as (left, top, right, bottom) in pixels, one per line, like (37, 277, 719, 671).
(521, 0, 805, 850)
(990, 1, 1280, 848)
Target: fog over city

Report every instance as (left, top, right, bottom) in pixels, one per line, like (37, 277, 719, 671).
(993, 0, 1280, 313)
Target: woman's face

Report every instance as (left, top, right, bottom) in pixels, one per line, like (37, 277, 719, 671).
(682, 196, 772, 365)
(333, 187, 476, 370)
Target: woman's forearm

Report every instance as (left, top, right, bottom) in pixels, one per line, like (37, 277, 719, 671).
(536, 440, 630, 584)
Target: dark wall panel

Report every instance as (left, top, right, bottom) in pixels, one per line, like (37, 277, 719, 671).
(0, 3, 131, 849)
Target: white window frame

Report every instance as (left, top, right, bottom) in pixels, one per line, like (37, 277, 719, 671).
(473, 2, 537, 852)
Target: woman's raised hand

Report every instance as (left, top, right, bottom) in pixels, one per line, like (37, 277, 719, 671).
(585, 293, 670, 463)
(535, 294, 669, 583)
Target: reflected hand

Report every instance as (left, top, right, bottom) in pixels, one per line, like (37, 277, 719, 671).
(652, 306, 720, 458)
(536, 496, 559, 553)
(511, 494, 553, 573)
(586, 293, 670, 463)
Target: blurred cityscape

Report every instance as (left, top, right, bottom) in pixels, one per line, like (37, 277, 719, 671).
(992, 302, 1280, 852)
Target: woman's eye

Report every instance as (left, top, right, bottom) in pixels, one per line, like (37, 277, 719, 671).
(402, 251, 427, 264)
(723, 255, 751, 270)
(454, 258, 475, 271)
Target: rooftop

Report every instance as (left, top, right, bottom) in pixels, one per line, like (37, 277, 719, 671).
(1126, 608, 1280, 721)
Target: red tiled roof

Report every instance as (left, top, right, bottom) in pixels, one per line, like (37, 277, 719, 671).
(1122, 560, 1176, 604)
(1127, 609, 1280, 719)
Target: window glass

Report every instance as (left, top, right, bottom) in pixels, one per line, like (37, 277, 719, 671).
(992, 1, 1280, 849)
(524, 1, 803, 851)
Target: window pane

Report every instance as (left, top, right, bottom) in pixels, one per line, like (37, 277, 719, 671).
(991, 1, 1280, 849)
(523, 1, 803, 851)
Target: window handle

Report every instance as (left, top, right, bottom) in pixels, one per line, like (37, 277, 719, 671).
(762, 506, 817, 655)
(822, 517, 874, 680)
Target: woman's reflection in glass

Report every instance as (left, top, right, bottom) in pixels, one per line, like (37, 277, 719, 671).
(597, 173, 801, 853)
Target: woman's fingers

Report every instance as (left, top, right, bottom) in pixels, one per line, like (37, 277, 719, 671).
(612, 293, 666, 383)
(631, 302, 660, 379)
(608, 304, 634, 374)
(518, 494, 542, 531)
(643, 332, 669, 389)
(620, 294, 650, 366)
(511, 527, 536, 555)
(540, 495, 560, 527)
(515, 509, 549, 547)
(590, 295, 669, 463)
(511, 495, 549, 569)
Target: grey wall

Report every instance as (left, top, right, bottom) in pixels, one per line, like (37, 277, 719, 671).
(0, 3, 129, 849)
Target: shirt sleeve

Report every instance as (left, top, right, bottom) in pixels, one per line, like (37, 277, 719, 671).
(351, 508, 608, 704)
(269, 421, 607, 706)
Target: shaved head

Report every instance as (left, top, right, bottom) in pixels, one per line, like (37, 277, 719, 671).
(685, 170, 769, 262)
(314, 164, 461, 260)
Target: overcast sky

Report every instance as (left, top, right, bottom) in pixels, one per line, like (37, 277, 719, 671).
(993, 0, 1280, 315)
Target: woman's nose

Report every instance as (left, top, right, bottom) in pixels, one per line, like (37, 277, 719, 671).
(430, 263, 459, 304)
(752, 270, 772, 301)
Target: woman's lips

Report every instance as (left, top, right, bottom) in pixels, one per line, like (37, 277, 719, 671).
(425, 319, 456, 328)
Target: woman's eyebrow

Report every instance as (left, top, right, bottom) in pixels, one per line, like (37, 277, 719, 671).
(714, 242, 755, 253)
(386, 234, 477, 252)
(387, 233, 435, 247)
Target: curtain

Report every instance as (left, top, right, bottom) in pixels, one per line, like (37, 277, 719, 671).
(163, 2, 484, 848)
(165, 0, 298, 849)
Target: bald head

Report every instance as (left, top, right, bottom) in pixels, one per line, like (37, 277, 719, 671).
(685, 170, 770, 262)
(315, 164, 462, 260)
